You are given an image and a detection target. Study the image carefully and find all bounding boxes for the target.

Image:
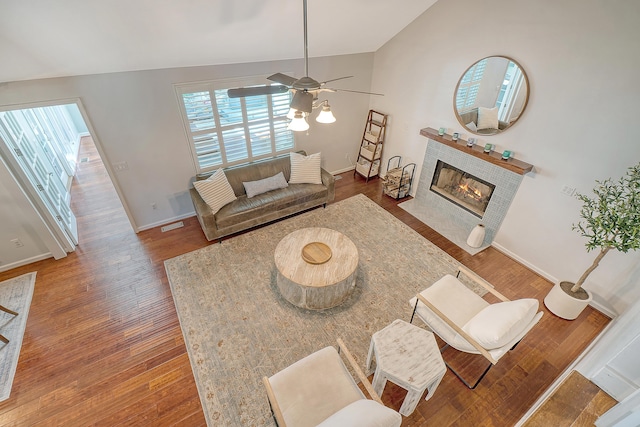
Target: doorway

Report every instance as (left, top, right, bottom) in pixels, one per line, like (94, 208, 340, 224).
(0, 99, 132, 255)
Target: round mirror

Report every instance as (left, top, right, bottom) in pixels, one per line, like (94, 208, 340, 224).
(453, 56, 529, 136)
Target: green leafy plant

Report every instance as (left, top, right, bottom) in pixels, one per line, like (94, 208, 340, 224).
(571, 162, 640, 294)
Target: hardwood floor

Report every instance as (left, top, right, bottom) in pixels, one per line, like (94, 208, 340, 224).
(522, 371, 616, 427)
(0, 140, 610, 426)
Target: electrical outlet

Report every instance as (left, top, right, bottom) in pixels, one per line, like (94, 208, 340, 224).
(561, 185, 576, 197)
(10, 238, 24, 248)
(112, 161, 129, 172)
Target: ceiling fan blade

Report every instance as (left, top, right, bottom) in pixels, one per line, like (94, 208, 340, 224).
(324, 87, 384, 96)
(267, 73, 297, 86)
(227, 85, 289, 98)
(290, 91, 314, 113)
(320, 76, 354, 85)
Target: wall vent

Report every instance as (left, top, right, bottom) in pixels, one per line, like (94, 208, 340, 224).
(161, 221, 184, 232)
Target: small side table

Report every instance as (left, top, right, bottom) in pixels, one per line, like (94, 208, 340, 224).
(366, 319, 446, 416)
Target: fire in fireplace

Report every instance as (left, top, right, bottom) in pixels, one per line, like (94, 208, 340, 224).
(430, 160, 496, 218)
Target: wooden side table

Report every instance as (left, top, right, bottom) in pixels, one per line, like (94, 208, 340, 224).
(366, 319, 446, 416)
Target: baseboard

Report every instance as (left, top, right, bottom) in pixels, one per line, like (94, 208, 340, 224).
(330, 165, 356, 175)
(0, 253, 54, 273)
(491, 242, 617, 319)
(491, 242, 558, 283)
(136, 213, 196, 232)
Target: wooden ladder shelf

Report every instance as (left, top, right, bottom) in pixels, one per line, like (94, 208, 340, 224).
(354, 110, 388, 182)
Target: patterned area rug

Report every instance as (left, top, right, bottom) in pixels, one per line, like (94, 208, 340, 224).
(165, 194, 482, 426)
(0, 272, 36, 402)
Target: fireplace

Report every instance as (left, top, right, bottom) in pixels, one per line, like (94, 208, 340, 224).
(398, 128, 532, 254)
(430, 160, 495, 218)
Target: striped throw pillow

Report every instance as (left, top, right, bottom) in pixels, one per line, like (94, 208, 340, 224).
(289, 152, 322, 184)
(193, 168, 237, 214)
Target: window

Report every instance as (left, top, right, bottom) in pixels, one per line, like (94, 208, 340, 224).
(455, 59, 487, 112)
(176, 77, 294, 173)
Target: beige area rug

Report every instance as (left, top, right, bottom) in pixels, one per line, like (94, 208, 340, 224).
(165, 194, 483, 426)
(0, 272, 36, 402)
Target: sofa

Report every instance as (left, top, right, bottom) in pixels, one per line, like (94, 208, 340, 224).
(189, 152, 335, 241)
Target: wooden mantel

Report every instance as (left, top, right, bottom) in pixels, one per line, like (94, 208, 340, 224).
(420, 127, 534, 175)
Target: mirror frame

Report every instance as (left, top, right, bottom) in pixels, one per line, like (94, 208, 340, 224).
(453, 56, 530, 136)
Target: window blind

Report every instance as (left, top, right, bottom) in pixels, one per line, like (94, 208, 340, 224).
(177, 79, 294, 173)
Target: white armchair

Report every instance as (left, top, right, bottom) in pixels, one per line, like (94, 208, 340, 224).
(409, 266, 543, 389)
(263, 338, 402, 427)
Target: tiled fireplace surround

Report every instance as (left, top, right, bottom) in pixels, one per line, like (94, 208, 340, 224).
(399, 131, 526, 255)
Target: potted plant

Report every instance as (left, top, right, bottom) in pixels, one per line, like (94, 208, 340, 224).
(544, 162, 640, 320)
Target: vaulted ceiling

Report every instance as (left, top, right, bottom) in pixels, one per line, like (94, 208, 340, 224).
(0, 0, 438, 84)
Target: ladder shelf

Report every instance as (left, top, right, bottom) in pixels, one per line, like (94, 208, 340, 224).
(354, 110, 388, 182)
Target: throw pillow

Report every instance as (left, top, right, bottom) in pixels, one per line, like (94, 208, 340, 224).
(243, 172, 288, 198)
(289, 151, 322, 184)
(466, 121, 478, 132)
(462, 298, 539, 350)
(316, 399, 402, 427)
(476, 107, 499, 130)
(193, 168, 237, 214)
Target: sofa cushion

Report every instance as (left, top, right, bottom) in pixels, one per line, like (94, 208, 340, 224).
(316, 399, 402, 427)
(243, 172, 288, 198)
(215, 183, 328, 229)
(289, 152, 322, 184)
(192, 168, 237, 214)
(462, 299, 539, 349)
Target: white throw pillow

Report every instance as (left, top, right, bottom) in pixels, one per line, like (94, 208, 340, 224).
(462, 299, 539, 350)
(193, 168, 237, 214)
(316, 399, 402, 427)
(466, 121, 478, 132)
(476, 107, 499, 130)
(289, 152, 322, 184)
(243, 172, 288, 198)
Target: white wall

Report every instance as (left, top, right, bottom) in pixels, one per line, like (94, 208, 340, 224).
(0, 155, 65, 270)
(368, 0, 640, 316)
(0, 53, 373, 233)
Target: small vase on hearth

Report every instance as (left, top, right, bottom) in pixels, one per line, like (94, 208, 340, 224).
(466, 224, 485, 248)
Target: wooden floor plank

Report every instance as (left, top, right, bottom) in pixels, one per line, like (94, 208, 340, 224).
(522, 371, 616, 427)
(0, 138, 611, 426)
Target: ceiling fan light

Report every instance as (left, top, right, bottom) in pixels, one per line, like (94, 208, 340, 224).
(316, 103, 336, 124)
(287, 108, 297, 119)
(288, 111, 309, 132)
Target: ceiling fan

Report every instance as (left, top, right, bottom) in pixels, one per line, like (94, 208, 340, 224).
(227, 0, 382, 122)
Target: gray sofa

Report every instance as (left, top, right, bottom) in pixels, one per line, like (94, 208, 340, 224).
(190, 152, 335, 241)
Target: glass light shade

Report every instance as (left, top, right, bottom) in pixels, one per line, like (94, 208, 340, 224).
(288, 112, 309, 132)
(286, 108, 297, 119)
(316, 105, 336, 123)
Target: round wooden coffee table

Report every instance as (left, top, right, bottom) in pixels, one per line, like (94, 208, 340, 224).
(274, 228, 359, 310)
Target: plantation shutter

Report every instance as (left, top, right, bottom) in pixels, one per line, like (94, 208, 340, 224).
(176, 78, 294, 173)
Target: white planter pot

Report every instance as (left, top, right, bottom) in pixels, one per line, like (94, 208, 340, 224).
(544, 281, 593, 320)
